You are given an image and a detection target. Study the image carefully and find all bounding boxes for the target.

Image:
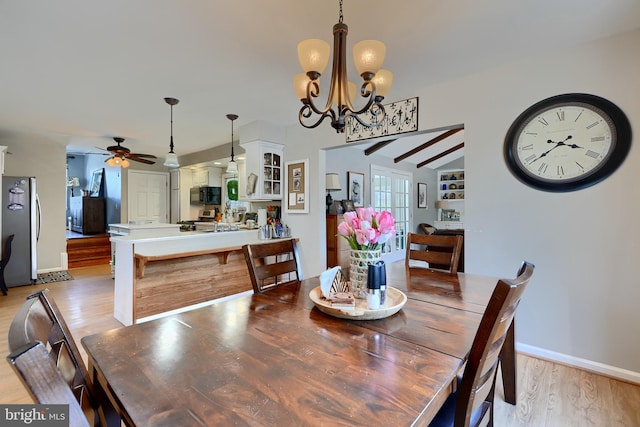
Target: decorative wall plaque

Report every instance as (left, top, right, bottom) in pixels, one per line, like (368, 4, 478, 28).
(346, 97, 419, 143)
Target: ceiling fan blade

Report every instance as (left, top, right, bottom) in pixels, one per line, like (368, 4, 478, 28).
(127, 153, 157, 159)
(129, 157, 156, 165)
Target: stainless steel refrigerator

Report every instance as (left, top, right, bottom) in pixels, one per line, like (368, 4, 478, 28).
(2, 176, 39, 287)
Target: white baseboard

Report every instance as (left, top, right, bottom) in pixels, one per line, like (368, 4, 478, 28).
(517, 343, 640, 385)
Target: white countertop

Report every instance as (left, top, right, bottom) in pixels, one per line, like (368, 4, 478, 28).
(110, 228, 273, 258)
(108, 223, 181, 230)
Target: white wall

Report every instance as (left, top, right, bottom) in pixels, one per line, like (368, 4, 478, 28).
(283, 29, 640, 380)
(447, 30, 640, 378)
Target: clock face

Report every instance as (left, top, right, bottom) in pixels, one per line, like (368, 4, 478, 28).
(504, 94, 631, 192)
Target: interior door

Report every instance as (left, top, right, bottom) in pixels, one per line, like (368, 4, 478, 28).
(370, 165, 412, 262)
(128, 171, 169, 223)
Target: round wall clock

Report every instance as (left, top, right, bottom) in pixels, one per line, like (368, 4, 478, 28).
(504, 93, 631, 192)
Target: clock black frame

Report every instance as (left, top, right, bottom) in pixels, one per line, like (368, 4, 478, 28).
(504, 93, 632, 192)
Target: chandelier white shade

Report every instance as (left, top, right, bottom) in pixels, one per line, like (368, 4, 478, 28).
(294, 0, 392, 133)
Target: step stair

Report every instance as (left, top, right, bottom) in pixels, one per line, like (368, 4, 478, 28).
(67, 234, 112, 268)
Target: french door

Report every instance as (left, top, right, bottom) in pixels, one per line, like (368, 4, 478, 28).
(370, 165, 412, 262)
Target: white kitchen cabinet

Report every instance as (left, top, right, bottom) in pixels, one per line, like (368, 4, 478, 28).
(191, 167, 223, 187)
(192, 168, 208, 187)
(207, 167, 222, 186)
(241, 140, 284, 200)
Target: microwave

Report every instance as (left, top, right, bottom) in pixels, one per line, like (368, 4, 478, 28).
(190, 186, 221, 205)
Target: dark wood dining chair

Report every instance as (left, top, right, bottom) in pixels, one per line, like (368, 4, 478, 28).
(429, 261, 535, 427)
(7, 341, 91, 427)
(0, 234, 14, 295)
(242, 238, 302, 293)
(405, 232, 463, 274)
(7, 289, 118, 427)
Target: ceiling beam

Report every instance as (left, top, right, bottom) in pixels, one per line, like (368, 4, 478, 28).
(393, 128, 463, 163)
(364, 138, 397, 156)
(417, 142, 465, 168)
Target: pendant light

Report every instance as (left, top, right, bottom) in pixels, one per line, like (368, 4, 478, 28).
(225, 114, 239, 174)
(163, 97, 180, 168)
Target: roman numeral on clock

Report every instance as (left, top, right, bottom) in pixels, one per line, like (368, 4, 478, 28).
(585, 150, 600, 159)
(538, 117, 549, 126)
(591, 136, 605, 142)
(586, 121, 600, 130)
(557, 165, 564, 176)
(538, 163, 548, 173)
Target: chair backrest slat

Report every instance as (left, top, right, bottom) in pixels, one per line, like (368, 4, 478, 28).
(7, 342, 90, 427)
(405, 232, 463, 274)
(243, 239, 302, 293)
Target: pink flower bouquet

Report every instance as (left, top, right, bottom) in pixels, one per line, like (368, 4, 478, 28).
(337, 207, 396, 251)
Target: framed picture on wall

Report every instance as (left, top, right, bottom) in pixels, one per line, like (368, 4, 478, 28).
(347, 171, 365, 207)
(89, 168, 104, 197)
(417, 182, 427, 208)
(285, 159, 309, 214)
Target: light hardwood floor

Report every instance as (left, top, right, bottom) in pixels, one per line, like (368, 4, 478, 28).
(1, 265, 639, 426)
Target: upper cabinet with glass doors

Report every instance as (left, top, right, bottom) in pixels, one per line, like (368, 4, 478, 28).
(242, 140, 283, 200)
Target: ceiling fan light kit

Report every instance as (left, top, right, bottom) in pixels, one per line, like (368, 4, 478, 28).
(164, 97, 180, 168)
(294, 0, 392, 133)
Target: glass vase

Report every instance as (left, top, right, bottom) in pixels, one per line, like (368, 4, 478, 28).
(349, 249, 382, 299)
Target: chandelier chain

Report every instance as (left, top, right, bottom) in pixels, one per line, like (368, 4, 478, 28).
(339, 0, 343, 24)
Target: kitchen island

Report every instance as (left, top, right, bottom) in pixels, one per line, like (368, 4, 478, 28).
(111, 229, 271, 326)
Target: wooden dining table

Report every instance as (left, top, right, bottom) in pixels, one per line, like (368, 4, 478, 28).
(81, 261, 516, 427)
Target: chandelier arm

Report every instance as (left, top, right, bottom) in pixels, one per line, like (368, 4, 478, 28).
(299, 105, 338, 129)
(304, 79, 333, 116)
(348, 101, 387, 128)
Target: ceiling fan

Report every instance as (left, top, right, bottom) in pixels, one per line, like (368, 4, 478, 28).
(101, 137, 157, 167)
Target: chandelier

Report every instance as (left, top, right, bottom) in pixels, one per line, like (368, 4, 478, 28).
(294, 0, 393, 133)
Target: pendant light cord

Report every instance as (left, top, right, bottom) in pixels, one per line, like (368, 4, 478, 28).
(230, 118, 234, 161)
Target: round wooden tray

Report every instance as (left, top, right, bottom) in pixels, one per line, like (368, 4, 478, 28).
(309, 286, 407, 320)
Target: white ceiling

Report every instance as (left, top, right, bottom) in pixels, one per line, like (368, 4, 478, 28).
(2, 0, 640, 167)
